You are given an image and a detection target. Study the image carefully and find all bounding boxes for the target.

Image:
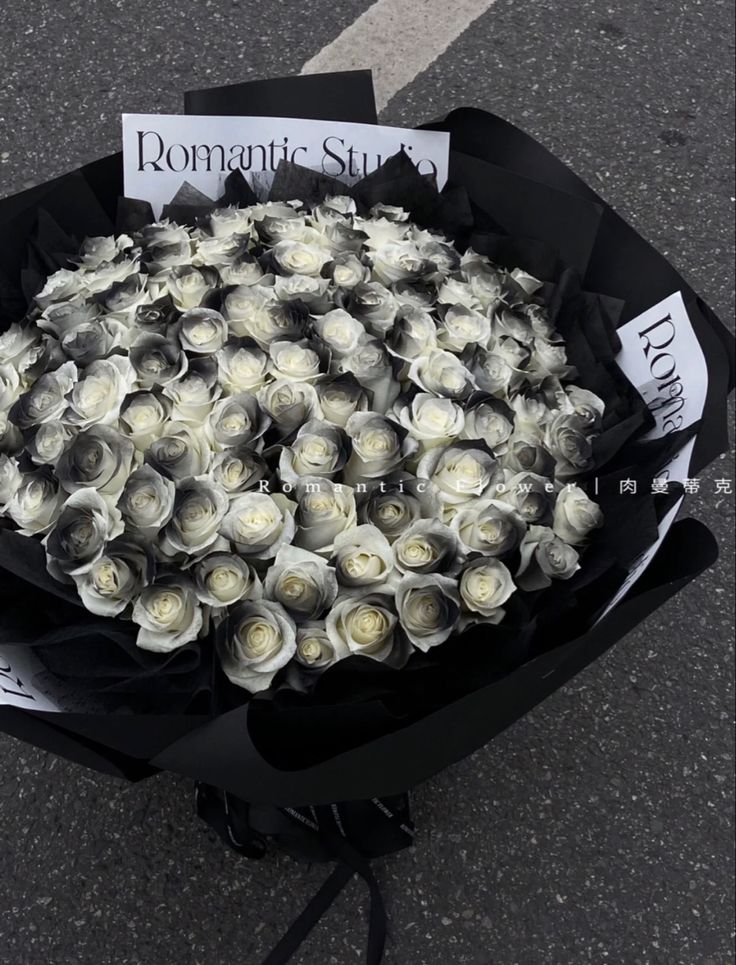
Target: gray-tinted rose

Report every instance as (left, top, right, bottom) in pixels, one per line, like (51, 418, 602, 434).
(145, 421, 212, 482)
(133, 575, 203, 652)
(161, 476, 229, 556)
(358, 480, 430, 543)
(163, 357, 222, 423)
(293, 477, 357, 554)
(270, 240, 331, 277)
(45, 489, 124, 578)
(263, 544, 338, 621)
(194, 552, 261, 608)
(220, 491, 295, 559)
(469, 349, 514, 397)
(328, 252, 370, 289)
(385, 307, 438, 362)
(417, 441, 500, 508)
(218, 599, 297, 693)
(60, 318, 127, 366)
(451, 498, 526, 557)
(544, 413, 594, 478)
(73, 535, 150, 617)
(6, 468, 63, 534)
(341, 282, 398, 337)
(257, 379, 321, 438)
(118, 464, 175, 534)
(0, 454, 21, 510)
(393, 518, 460, 576)
(437, 304, 491, 353)
(371, 242, 433, 286)
(64, 356, 136, 428)
(552, 484, 603, 545)
(343, 413, 416, 485)
(207, 394, 270, 452)
(57, 425, 135, 497)
(395, 573, 460, 651)
(26, 421, 74, 467)
(314, 373, 370, 428)
(459, 557, 516, 621)
(338, 338, 399, 413)
(130, 333, 188, 389)
(409, 349, 475, 400)
(460, 393, 514, 450)
(517, 525, 580, 590)
(564, 386, 605, 432)
(279, 420, 350, 486)
(211, 447, 270, 497)
(294, 623, 349, 672)
(497, 471, 555, 526)
(9, 361, 78, 429)
(501, 433, 556, 476)
(164, 265, 212, 310)
(216, 340, 269, 395)
(178, 307, 228, 354)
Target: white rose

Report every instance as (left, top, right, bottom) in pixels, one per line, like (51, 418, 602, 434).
(9, 360, 78, 428)
(460, 396, 514, 451)
(268, 339, 322, 382)
(395, 573, 460, 651)
(392, 518, 460, 576)
(257, 379, 321, 436)
(216, 341, 270, 395)
(329, 253, 370, 289)
(64, 356, 136, 428)
(450, 497, 526, 557)
(552, 484, 603, 545)
(27, 421, 74, 467)
(218, 599, 297, 693)
(294, 622, 349, 671)
(178, 308, 229, 354)
(417, 442, 500, 506)
(343, 412, 416, 484)
(0, 454, 21, 511)
(436, 276, 480, 311)
(408, 349, 475, 399)
(206, 394, 269, 452)
(34, 268, 84, 308)
(459, 558, 516, 621)
(163, 360, 222, 423)
(437, 305, 491, 353)
(353, 216, 409, 249)
(271, 240, 331, 277)
(332, 524, 395, 589)
(371, 241, 427, 285)
(273, 274, 330, 305)
(194, 553, 261, 607)
(315, 374, 369, 428)
(161, 476, 229, 556)
(0, 363, 21, 411)
(517, 525, 580, 591)
(220, 491, 296, 559)
(326, 592, 398, 662)
(6, 469, 63, 535)
(294, 477, 357, 555)
(118, 465, 176, 534)
(312, 309, 366, 358)
(133, 576, 203, 653)
(72, 536, 148, 617)
(222, 285, 277, 341)
(146, 421, 213, 482)
(279, 420, 349, 485)
(263, 544, 338, 621)
(385, 308, 438, 362)
(0, 323, 42, 372)
(395, 394, 465, 451)
(44, 489, 124, 579)
(163, 265, 211, 310)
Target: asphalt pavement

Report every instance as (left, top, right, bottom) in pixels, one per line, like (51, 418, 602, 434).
(0, 1, 734, 963)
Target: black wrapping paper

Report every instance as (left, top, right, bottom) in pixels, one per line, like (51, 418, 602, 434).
(0, 75, 732, 805)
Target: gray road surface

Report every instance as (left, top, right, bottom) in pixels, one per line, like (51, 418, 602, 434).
(0, 1, 734, 963)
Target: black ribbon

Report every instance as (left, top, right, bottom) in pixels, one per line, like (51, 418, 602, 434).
(195, 784, 414, 964)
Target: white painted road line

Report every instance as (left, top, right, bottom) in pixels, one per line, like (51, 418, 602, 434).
(300, 0, 499, 112)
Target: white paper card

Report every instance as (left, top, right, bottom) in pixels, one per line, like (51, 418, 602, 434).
(122, 114, 450, 217)
(596, 291, 707, 622)
(0, 646, 64, 712)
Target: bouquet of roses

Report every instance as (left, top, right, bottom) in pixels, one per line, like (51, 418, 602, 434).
(0, 70, 731, 965)
(1, 191, 609, 695)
